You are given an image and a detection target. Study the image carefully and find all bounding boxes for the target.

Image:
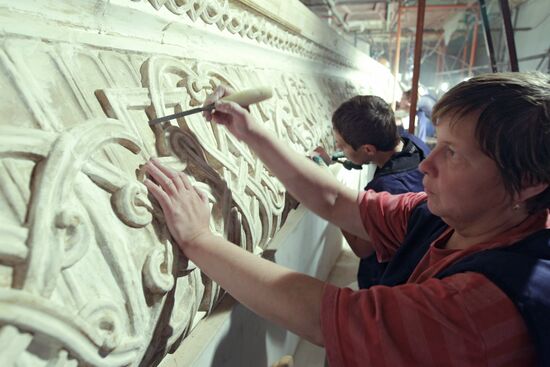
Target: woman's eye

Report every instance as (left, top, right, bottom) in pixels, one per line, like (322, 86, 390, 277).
(447, 147, 455, 157)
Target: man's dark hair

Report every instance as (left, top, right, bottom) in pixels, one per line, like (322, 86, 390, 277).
(332, 95, 399, 151)
(433, 72, 550, 213)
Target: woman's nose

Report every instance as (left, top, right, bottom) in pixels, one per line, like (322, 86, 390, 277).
(419, 151, 436, 176)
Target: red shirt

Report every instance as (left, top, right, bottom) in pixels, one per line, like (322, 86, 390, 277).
(321, 191, 549, 367)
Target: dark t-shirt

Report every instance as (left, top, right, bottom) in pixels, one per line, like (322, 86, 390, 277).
(357, 132, 429, 288)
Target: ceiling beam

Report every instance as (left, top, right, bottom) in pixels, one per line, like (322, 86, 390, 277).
(323, 0, 350, 31)
(478, 0, 498, 72)
(391, 0, 403, 108)
(401, 3, 473, 11)
(306, 0, 388, 5)
(498, 0, 519, 71)
(409, 0, 426, 135)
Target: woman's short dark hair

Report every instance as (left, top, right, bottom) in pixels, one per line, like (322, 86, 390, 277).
(433, 72, 550, 213)
(332, 95, 399, 151)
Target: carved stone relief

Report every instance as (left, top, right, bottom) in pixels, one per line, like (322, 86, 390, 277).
(143, 0, 355, 69)
(0, 0, 393, 365)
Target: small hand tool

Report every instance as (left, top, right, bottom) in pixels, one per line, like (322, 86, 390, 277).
(331, 151, 363, 170)
(148, 87, 273, 125)
(310, 149, 363, 170)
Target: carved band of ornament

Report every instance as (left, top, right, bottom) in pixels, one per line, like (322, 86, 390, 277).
(143, 57, 284, 249)
(0, 325, 33, 365)
(78, 300, 126, 353)
(226, 206, 242, 246)
(143, 243, 175, 293)
(0, 288, 140, 367)
(168, 127, 257, 248)
(146, 0, 355, 69)
(55, 206, 92, 269)
(0, 224, 28, 264)
(0, 126, 56, 160)
(21, 118, 144, 297)
(82, 160, 154, 228)
(0, 127, 55, 267)
(111, 182, 154, 228)
(143, 56, 212, 126)
(166, 128, 231, 207)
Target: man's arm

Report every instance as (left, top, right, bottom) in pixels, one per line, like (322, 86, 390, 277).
(205, 86, 369, 242)
(144, 158, 325, 345)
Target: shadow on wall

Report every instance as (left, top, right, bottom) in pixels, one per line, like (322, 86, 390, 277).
(209, 216, 344, 366)
(211, 304, 270, 367)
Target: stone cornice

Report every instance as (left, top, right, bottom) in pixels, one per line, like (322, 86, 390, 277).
(145, 0, 371, 69)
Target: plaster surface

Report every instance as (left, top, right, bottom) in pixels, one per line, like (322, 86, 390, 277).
(0, 0, 392, 365)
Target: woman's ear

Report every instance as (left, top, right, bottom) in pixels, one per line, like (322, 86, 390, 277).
(516, 182, 549, 203)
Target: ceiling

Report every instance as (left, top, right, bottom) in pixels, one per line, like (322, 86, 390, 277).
(299, 0, 531, 86)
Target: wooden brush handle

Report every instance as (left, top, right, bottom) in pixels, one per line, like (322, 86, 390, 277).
(221, 86, 273, 106)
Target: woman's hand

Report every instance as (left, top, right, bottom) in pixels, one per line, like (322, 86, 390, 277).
(203, 85, 259, 141)
(144, 158, 211, 251)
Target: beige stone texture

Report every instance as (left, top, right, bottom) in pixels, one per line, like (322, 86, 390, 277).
(0, 0, 393, 365)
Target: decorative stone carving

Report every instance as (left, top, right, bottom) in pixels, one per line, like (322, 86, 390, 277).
(0, 0, 394, 365)
(144, 0, 356, 68)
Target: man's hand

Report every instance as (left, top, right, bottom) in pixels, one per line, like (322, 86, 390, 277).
(144, 158, 212, 251)
(203, 85, 259, 141)
(311, 146, 332, 166)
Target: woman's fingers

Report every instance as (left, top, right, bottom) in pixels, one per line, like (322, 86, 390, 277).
(143, 159, 213, 247)
(214, 100, 247, 118)
(174, 172, 187, 191)
(151, 157, 183, 188)
(176, 171, 193, 191)
(145, 158, 199, 195)
(144, 178, 171, 210)
(194, 186, 209, 204)
(203, 85, 226, 121)
(146, 158, 181, 194)
(203, 85, 237, 121)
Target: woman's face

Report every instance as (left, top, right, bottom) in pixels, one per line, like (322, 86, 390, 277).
(419, 113, 512, 228)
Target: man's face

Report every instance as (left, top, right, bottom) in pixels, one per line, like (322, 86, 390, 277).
(419, 113, 511, 227)
(333, 129, 371, 165)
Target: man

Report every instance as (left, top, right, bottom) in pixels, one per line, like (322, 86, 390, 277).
(318, 95, 430, 288)
(400, 89, 437, 143)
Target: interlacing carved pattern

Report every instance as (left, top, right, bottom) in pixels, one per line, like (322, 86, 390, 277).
(0, 121, 165, 366)
(144, 0, 355, 69)
(0, 42, 204, 366)
(0, 38, 358, 365)
(141, 56, 290, 251)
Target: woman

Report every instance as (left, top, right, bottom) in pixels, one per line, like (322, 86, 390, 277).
(144, 72, 550, 366)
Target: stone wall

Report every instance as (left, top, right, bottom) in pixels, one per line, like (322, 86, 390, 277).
(0, 0, 393, 365)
